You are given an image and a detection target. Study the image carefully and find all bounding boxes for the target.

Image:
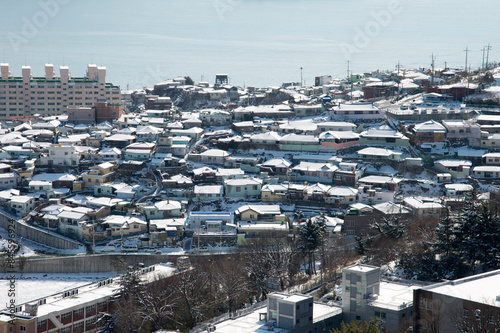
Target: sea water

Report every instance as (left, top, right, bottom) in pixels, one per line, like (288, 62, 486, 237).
(0, 0, 498, 89)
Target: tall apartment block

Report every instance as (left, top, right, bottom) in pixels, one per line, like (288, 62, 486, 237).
(0, 64, 121, 120)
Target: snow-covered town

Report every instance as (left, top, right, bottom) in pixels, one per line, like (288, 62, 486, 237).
(3, 63, 500, 332)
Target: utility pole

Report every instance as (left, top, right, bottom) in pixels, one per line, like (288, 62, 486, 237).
(300, 67, 303, 87)
(486, 43, 492, 70)
(464, 46, 469, 76)
(397, 61, 401, 100)
(482, 46, 486, 72)
(347, 60, 350, 80)
(431, 54, 435, 86)
(464, 46, 470, 102)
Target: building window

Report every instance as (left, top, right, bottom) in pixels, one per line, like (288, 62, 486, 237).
(19, 327, 26, 332)
(74, 308, 84, 316)
(463, 308, 469, 318)
(37, 320, 47, 328)
(61, 312, 72, 320)
(74, 322, 84, 329)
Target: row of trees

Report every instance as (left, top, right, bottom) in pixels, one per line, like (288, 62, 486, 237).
(99, 213, 354, 332)
(398, 192, 500, 281)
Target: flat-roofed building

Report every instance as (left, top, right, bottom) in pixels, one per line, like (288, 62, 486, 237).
(413, 269, 500, 333)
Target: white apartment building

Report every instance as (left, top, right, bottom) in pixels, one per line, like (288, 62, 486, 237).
(0, 63, 120, 119)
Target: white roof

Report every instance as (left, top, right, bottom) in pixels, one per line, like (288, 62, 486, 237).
(279, 119, 317, 132)
(261, 158, 292, 168)
(200, 149, 229, 157)
(334, 103, 380, 111)
(413, 120, 446, 133)
(216, 168, 244, 176)
(194, 185, 223, 194)
(319, 131, 359, 140)
(280, 134, 318, 143)
(435, 159, 472, 167)
(357, 147, 402, 157)
(250, 131, 282, 141)
(404, 197, 444, 209)
(327, 186, 358, 196)
(292, 162, 338, 172)
(473, 166, 500, 172)
(425, 269, 500, 305)
(361, 127, 407, 139)
(372, 201, 411, 215)
(235, 204, 281, 215)
(444, 183, 473, 191)
(224, 178, 262, 186)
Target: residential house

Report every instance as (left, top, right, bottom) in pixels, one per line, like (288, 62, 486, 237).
(139, 200, 182, 220)
(334, 162, 364, 187)
(442, 120, 481, 146)
(249, 131, 282, 145)
(98, 147, 122, 161)
(193, 185, 224, 201)
(261, 184, 288, 202)
(444, 183, 473, 198)
(319, 131, 360, 151)
(404, 197, 445, 219)
(192, 166, 216, 182)
(10, 195, 36, 216)
(235, 204, 283, 222)
(316, 121, 356, 133)
(292, 103, 323, 117)
(358, 175, 401, 192)
(135, 126, 162, 142)
(277, 119, 318, 135)
(123, 142, 156, 161)
(38, 144, 80, 167)
(57, 208, 91, 240)
(325, 186, 358, 206)
(357, 185, 396, 205)
(405, 120, 447, 145)
(189, 149, 230, 165)
(29, 180, 53, 193)
(0, 172, 20, 189)
(279, 134, 319, 152)
(215, 168, 245, 181)
(199, 109, 232, 126)
(480, 133, 500, 148)
(102, 133, 135, 148)
(82, 162, 116, 187)
(434, 160, 472, 178)
(291, 162, 337, 183)
(359, 126, 410, 147)
(356, 147, 403, 161)
(472, 166, 500, 179)
(185, 211, 235, 231)
(170, 127, 204, 141)
(330, 103, 385, 120)
(302, 183, 331, 202)
(224, 177, 263, 198)
(484, 152, 500, 166)
(163, 174, 193, 188)
(260, 158, 292, 177)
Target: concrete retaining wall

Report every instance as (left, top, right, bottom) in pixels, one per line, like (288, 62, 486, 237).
(0, 212, 81, 250)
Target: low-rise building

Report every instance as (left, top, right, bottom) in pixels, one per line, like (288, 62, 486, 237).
(359, 126, 410, 147)
(224, 177, 262, 198)
(434, 160, 472, 179)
